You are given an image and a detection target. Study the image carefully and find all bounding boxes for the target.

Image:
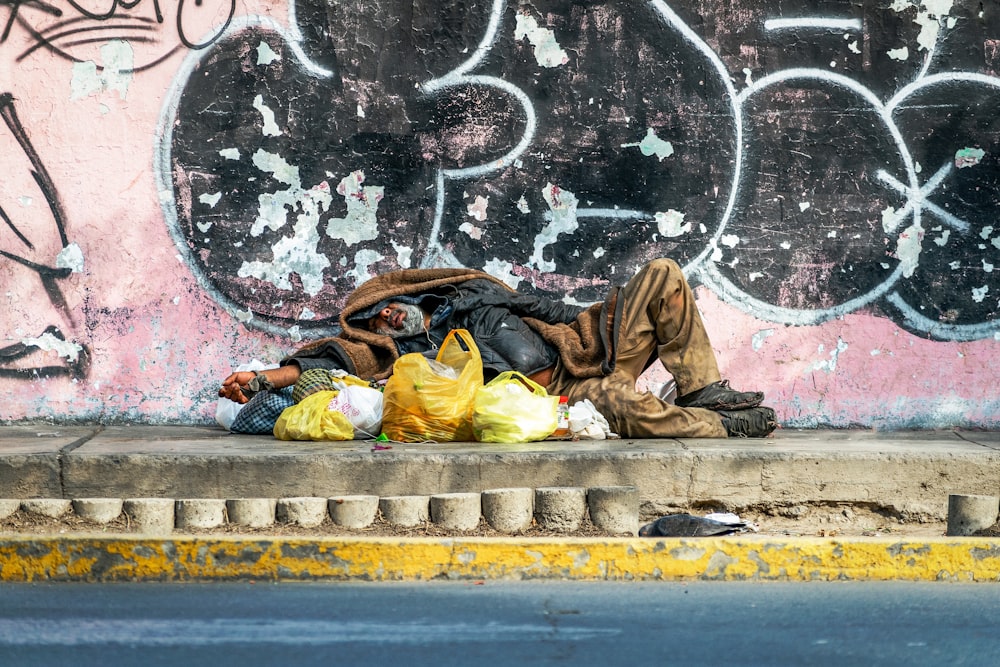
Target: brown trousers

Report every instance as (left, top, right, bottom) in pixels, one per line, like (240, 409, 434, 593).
(547, 258, 727, 438)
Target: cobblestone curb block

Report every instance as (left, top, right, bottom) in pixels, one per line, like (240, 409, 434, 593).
(0, 500, 19, 520)
(2, 537, 1000, 583)
(328, 496, 379, 529)
(71, 499, 123, 524)
(21, 499, 72, 519)
(379, 496, 430, 527)
(226, 499, 276, 528)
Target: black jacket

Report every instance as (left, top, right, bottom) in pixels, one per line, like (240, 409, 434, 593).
(284, 267, 617, 382)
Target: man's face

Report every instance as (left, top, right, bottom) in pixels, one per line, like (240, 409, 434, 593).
(369, 302, 427, 338)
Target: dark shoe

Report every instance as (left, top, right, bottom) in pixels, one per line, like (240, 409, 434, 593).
(718, 406, 778, 438)
(676, 380, 763, 411)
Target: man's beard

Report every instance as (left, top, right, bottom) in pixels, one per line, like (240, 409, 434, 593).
(378, 303, 427, 338)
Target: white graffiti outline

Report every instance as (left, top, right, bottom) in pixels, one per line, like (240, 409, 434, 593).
(419, 0, 537, 268)
(696, 66, 921, 325)
(764, 18, 862, 31)
(645, 1, 1000, 339)
(155, 1, 1000, 342)
(880, 71, 1000, 339)
(877, 163, 969, 234)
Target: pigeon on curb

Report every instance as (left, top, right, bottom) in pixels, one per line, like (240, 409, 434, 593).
(638, 513, 750, 537)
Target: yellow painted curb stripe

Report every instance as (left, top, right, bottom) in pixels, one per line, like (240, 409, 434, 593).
(2, 536, 1000, 582)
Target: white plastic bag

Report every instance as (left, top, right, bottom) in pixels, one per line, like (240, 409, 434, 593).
(327, 383, 384, 438)
(215, 360, 278, 431)
(568, 399, 618, 440)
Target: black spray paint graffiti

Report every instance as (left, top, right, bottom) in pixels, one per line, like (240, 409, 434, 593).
(0, 92, 89, 379)
(160, 0, 1000, 341)
(1, 0, 235, 71)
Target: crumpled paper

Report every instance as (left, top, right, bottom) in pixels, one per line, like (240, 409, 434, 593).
(568, 399, 618, 440)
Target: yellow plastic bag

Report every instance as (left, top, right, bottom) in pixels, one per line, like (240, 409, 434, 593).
(273, 390, 354, 441)
(472, 371, 559, 443)
(381, 329, 483, 442)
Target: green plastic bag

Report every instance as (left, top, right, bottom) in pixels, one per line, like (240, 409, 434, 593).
(472, 371, 559, 443)
(381, 329, 484, 442)
(274, 390, 354, 441)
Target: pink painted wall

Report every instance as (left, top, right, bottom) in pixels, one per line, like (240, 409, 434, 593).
(2, 1, 999, 428)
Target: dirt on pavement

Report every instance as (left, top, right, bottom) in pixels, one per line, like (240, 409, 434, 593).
(0, 502, 961, 539)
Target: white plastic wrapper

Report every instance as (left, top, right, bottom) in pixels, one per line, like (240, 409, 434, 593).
(568, 399, 618, 440)
(327, 383, 384, 439)
(214, 360, 278, 431)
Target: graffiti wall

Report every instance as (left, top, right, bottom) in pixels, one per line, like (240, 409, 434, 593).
(2, 0, 998, 428)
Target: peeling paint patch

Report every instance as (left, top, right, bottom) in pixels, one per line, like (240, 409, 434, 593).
(983, 260, 994, 273)
(239, 152, 333, 296)
(70, 40, 134, 100)
(199, 192, 222, 209)
(287, 325, 302, 343)
(466, 195, 489, 221)
(887, 46, 909, 61)
(249, 150, 303, 235)
(346, 249, 384, 287)
(704, 551, 737, 577)
(955, 147, 985, 169)
(219, 148, 241, 161)
(256, 41, 280, 65)
(895, 224, 923, 279)
(530, 184, 578, 273)
(972, 286, 988, 303)
(483, 258, 522, 289)
(720, 234, 739, 248)
(881, 205, 905, 233)
(752, 328, 774, 352)
(252, 95, 282, 137)
(933, 229, 950, 246)
(459, 222, 484, 240)
(516, 196, 531, 214)
(391, 241, 413, 269)
(799, 202, 810, 212)
(807, 337, 849, 373)
(669, 545, 706, 561)
(654, 209, 689, 237)
(326, 171, 383, 246)
(848, 40, 861, 54)
(20, 332, 83, 362)
(55, 243, 84, 273)
(622, 129, 674, 161)
(514, 13, 569, 68)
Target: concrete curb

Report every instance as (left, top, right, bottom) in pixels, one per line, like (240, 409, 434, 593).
(2, 535, 999, 583)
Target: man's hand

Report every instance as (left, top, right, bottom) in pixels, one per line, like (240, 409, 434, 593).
(219, 371, 256, 404)
(218, 365, 303, 404)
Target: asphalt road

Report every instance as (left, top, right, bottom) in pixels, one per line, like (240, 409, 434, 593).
(1, 580, 997, 666)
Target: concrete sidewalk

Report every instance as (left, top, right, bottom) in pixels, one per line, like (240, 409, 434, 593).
(3, 424, 1000, 519)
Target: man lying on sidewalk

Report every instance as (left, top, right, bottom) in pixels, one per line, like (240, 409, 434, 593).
(219, 258, 777, 438)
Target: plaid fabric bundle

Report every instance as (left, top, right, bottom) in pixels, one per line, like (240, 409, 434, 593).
(230, 387, 294, 434)
(291, 368, 340, 404)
